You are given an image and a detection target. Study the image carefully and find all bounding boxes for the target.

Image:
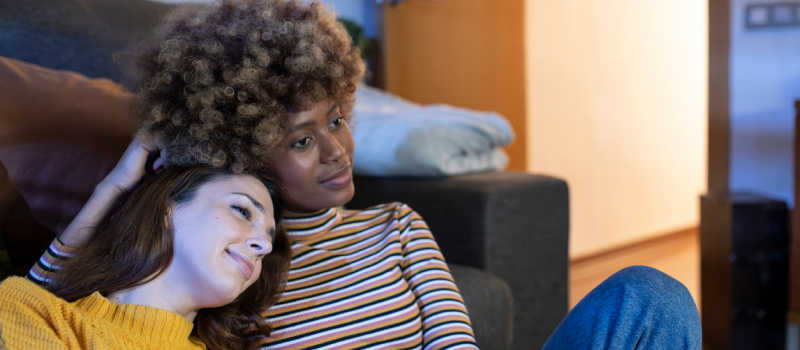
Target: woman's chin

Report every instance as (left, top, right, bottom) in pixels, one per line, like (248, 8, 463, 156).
(336, 182, 355, 204)
(325, 182, 355, 208)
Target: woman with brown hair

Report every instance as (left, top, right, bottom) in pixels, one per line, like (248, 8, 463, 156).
(29, 0, 480, 348)
(23, 0, 702, 349)
(0, 139, 292, 350)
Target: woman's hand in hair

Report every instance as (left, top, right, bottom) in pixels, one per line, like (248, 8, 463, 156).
(58, 137, 166, 248)
(99, 136, 166, 195)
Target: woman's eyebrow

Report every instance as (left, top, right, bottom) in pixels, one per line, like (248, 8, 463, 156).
(232, 193, 265, 214)
(327, 103, 339, 115)
(285, 104, 339, 133)
(286, 120, 315, 134)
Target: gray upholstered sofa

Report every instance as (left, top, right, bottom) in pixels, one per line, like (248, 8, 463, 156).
(350, 174, 569, 349)
(0, 0, 570, 348)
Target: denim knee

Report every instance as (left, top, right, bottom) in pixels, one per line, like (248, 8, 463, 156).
(608, 266, 686, 297)
(603, 266, 696, 310)
(607, 266, 702, 342)
(543, 265, 702, 350)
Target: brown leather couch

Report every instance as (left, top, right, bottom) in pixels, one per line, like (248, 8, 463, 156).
(0, 56, 136, 272)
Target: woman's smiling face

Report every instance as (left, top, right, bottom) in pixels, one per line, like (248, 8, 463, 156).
(168, 175, 276, 307)
(270, 100, 355, 212)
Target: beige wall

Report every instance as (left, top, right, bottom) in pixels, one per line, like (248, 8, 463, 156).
(525, 0, 708, 258)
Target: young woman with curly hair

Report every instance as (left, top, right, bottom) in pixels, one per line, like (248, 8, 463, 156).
(26, 0, 702, 349)
(30, 1, 477, 349)
(2, 139, 292, 350)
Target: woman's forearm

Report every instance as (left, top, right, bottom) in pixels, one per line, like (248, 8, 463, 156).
(57, 180, 125, 248)
(27, 182, 123, 284)
(58, 138, 160, 248)
(27, 139, 158, 284)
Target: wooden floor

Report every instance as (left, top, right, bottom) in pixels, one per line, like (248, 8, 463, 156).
(569, 227, 701, 310)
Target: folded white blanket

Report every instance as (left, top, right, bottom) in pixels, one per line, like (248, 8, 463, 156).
(352, 86, 514, 177)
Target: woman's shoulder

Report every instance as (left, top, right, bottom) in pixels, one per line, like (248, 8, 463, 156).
(0, 276, 69, 325)
(0, 276, 57, 304)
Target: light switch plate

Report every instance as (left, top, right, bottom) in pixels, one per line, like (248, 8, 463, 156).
(746, 3, 800, 28)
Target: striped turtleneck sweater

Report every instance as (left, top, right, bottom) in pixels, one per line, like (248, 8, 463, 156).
(29, 202, 478, 349)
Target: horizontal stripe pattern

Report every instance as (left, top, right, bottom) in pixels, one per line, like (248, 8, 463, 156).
(27, 203, 476, 349)
(262, 203, 476, 349)
(26, 237, 75, 285)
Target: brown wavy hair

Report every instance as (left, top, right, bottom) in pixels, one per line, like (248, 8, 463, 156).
(47, 167, 292, 350)
(136, 0, 365, 173)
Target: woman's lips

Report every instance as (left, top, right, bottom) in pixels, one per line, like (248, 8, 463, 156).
(320, 167, 352, 188)
(226, 249, 253, 280)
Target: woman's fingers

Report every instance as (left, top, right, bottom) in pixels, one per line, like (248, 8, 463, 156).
(136, 132, 163, 152)
(136, 133, 168, 172)
(152, 155, 165, 173)
(104, 140, 147, 191)
(160, 147, 169, 162)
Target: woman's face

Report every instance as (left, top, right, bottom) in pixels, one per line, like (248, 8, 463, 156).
(270, 100, 355, 212)
(168, 175, 275, 308)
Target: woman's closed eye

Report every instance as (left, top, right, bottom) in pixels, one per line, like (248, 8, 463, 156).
(232, 205, 251, 220)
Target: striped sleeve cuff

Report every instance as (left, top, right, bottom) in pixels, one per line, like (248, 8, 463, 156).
(25, 237, 76, 285)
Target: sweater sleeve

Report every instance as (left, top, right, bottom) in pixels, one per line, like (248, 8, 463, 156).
(398, 204, 478, 350)
(25, 237, 76, 285)
(0, 277, 72, 349)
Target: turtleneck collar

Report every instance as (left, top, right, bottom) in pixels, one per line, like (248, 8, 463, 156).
(283, 207, 342, 242)
(74, 292, 199, 347)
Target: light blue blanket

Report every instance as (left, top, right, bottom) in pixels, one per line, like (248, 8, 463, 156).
(352, 86, 515, 177)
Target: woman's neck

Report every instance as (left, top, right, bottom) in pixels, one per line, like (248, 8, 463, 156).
(283, 205, 342, 216)
(106, 270, 199, 321)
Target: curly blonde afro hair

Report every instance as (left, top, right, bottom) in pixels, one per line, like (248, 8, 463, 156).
(136, 0, 364, 172)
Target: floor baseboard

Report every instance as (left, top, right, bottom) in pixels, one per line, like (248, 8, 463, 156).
(569, 227, 700, 309)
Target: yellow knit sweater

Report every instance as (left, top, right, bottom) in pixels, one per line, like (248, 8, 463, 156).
(0, 277, 205, 350)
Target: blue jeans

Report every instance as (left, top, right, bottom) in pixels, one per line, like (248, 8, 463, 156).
(542, 266, 702, 350)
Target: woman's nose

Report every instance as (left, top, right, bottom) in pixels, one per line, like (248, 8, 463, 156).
(319, 133, 345, 163)
(246, 234, 273, 255)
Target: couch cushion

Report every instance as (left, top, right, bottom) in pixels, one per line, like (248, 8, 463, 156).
(0, 57, 135, 233)
(449, 263, 513, 350)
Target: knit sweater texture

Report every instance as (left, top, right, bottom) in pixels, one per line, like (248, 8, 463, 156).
(29, 202, 477, 349)
(0, 276, 204, 350)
